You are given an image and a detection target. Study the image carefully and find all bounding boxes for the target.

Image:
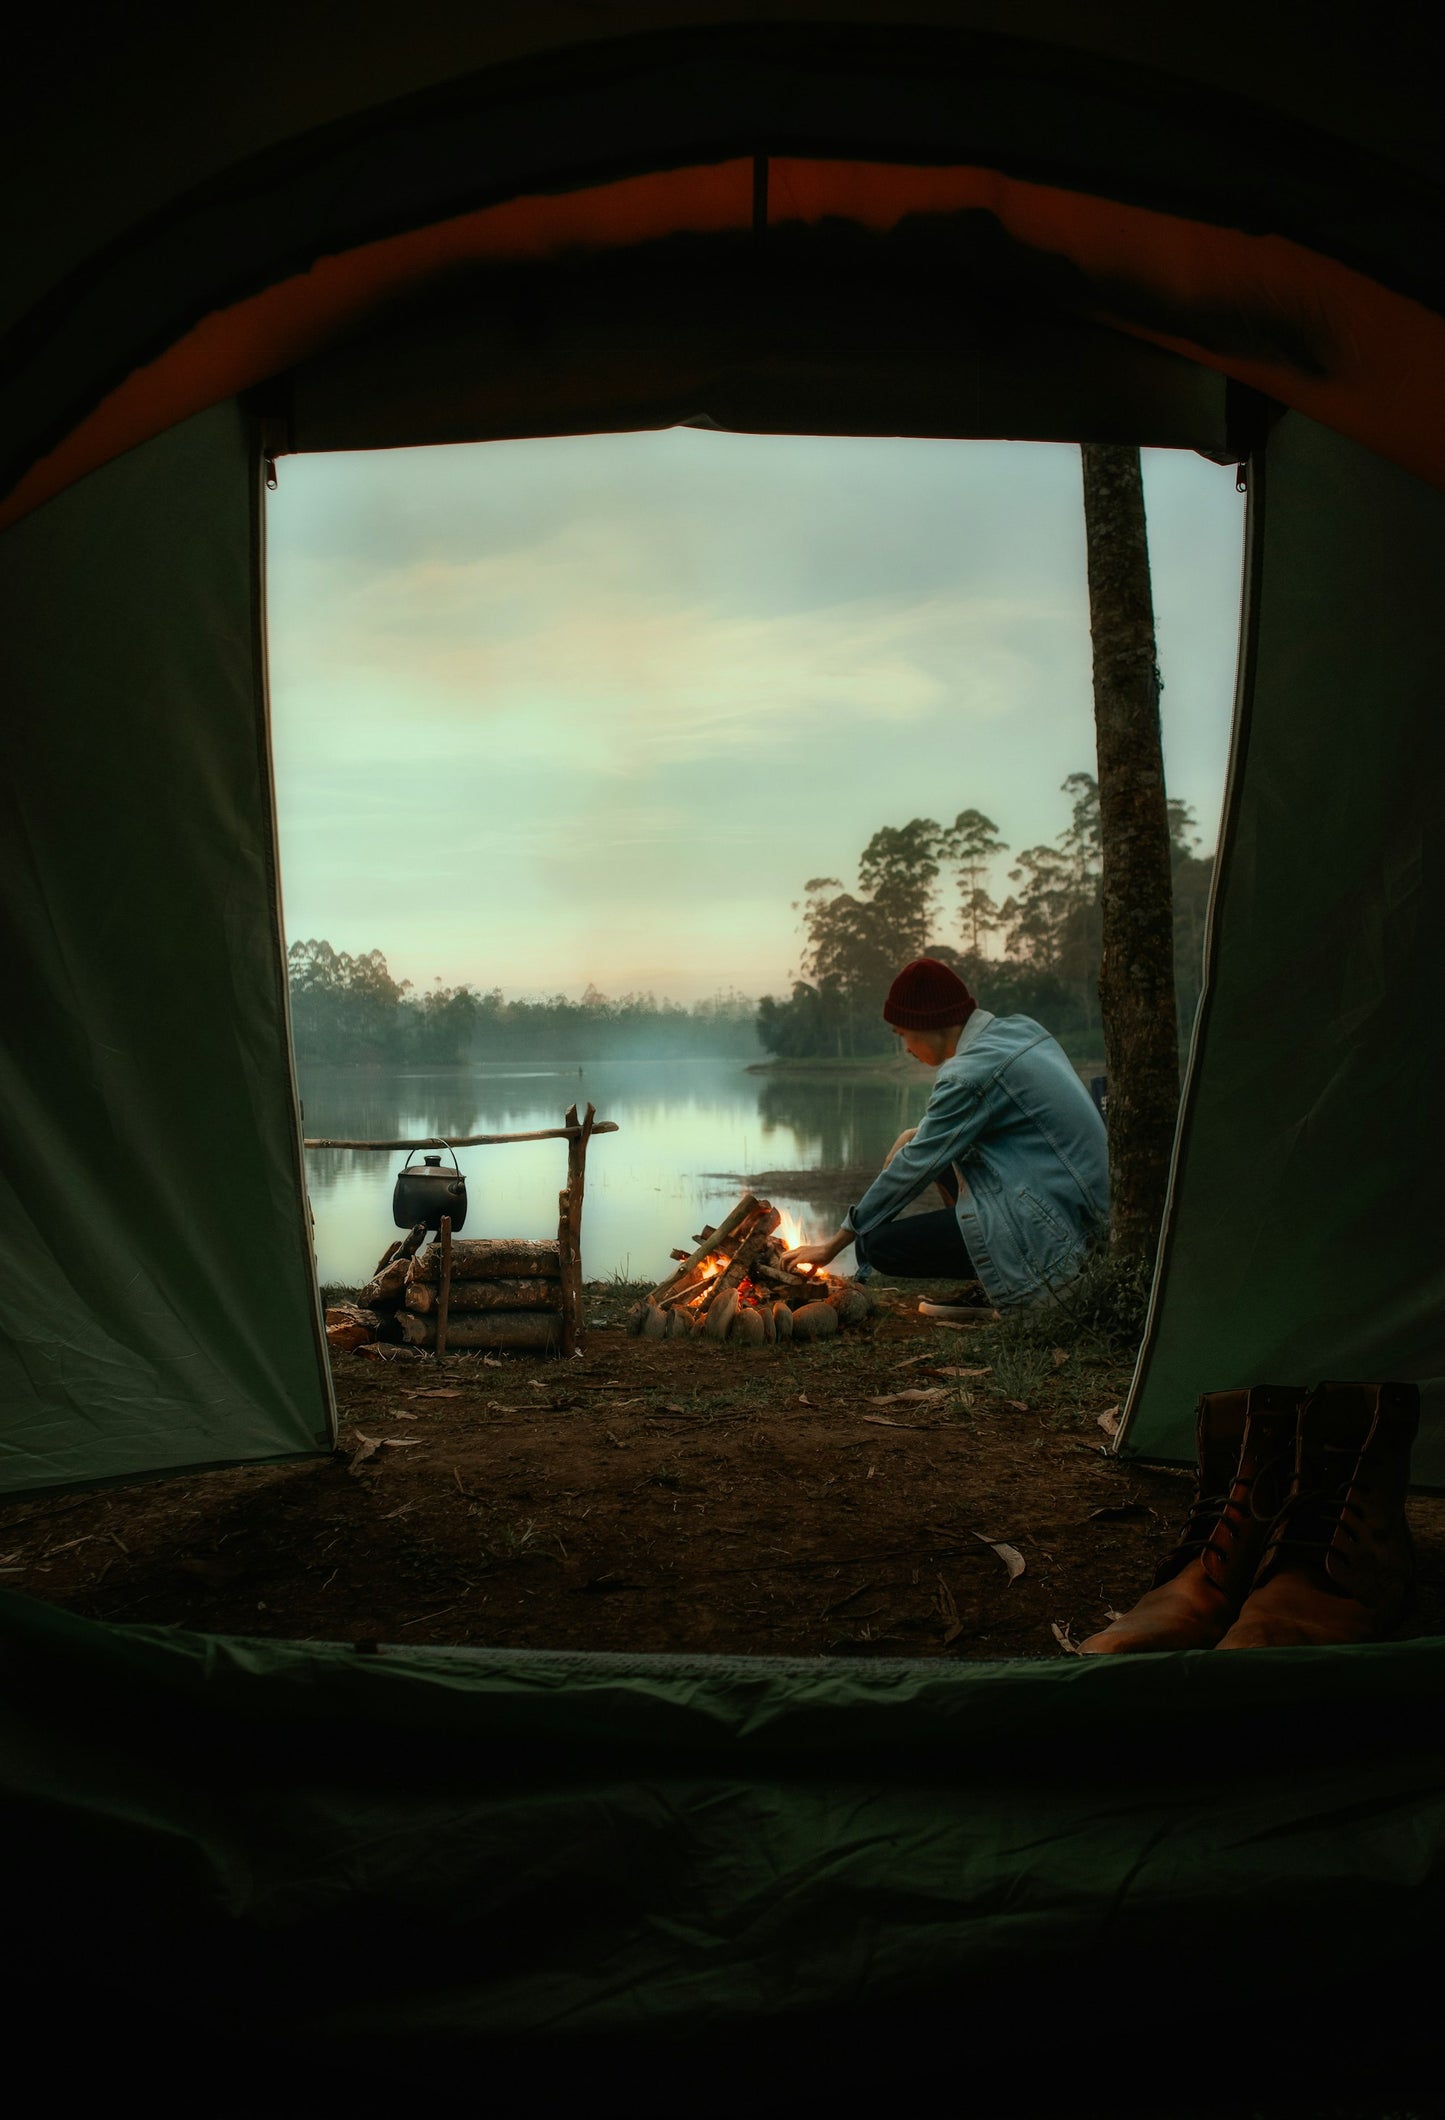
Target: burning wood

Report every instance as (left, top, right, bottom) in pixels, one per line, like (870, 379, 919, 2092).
(627, 1197, 874, 1344)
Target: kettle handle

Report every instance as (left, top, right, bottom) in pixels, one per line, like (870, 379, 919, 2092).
(401, 1139, 461, 1174)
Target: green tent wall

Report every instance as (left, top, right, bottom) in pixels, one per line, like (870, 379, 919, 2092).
(0, 402, 332, 1493)
(1124, 413, 1445, 1481)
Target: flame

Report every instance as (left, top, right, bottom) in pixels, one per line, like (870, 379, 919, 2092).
(773, 1206, 808, 1252)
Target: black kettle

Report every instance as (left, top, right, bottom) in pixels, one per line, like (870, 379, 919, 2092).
(392, 1144, 468, 1232)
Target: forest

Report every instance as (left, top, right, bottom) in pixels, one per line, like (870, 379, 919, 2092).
(289, 772, 1212, 1068)
(286, 948, 760, 1066)
(755, 774, 1213, 1061)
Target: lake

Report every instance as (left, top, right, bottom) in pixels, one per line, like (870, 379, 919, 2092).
(300, 1058, 934, 1288)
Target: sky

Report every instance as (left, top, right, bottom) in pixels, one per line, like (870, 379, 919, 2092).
(266, 431, 1244, 1005)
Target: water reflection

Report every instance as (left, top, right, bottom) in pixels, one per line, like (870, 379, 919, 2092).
(300, 1058, 932, 1287)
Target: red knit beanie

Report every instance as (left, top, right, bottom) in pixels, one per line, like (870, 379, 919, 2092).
(882, 957, 977, 1031)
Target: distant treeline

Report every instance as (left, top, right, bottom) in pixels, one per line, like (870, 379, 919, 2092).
(757, 776, 1214, 1061)
(287, 944, 761, 1066)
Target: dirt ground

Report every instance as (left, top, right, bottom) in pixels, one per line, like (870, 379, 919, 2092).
(8, 1279, 1445, 1660)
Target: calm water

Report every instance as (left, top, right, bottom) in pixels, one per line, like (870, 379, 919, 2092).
(300, 1059, 933, 1287)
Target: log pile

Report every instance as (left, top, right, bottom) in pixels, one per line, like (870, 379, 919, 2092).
(625, 1194, 874, 1346)
(324, 1230, 565, 1357)
(320, 1102, 606, 1361)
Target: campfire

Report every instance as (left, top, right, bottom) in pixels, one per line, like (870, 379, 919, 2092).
(627, 1194, 874, 1345)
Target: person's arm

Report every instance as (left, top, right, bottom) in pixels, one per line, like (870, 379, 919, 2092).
(846, 1070, 988, 1235)
(784, 1071, 989, 1269)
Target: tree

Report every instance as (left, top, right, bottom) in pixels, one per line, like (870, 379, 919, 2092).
(1080, 443, 1179, 1260)
(946, 808, 1009, 954)
(856, 819, 944, 961)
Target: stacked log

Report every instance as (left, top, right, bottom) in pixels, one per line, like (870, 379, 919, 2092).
(398, 1236, 563, 1353)
(325, 1228, 565, 1356)
(626, 1197, 875, 1347)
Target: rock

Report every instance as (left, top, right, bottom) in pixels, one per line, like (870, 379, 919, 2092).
(732, 1306, 766, 1345)
(791, 1301, 839, 1342)
(760, 1302, 776, 1343)
(704, 1287, 739, 1341)
(642, 1302, 669, 1338)
(625, 1302, 648, 1337)
(772, 1301, 794, 1342)
(827, 1285, 873, 1326)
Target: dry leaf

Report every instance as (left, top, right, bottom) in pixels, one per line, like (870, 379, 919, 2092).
(890, 1352, 938, 1369)
(1097, 1406, 1122, 1438)
(867, 1387, 947, 1407)
(485, 1401, 519, 1413)
(1051, 1621, 1084, 1656)
(349, 1434, 382, 1473)
(797, 1393, 813, 1406)
(407, 1389, 463, 1400)
(1104, 1607, 1127, 1621)
(1004, 1399, 1028, 1412)
(937, 1365, 991, 1379)
(380, 1436, 425, 1449)
(976, 1534, 1026, 1583)
(390, 1409, 419, 1421)
(1052, 1347, 1071, 1367)
(1086, 1502, 1148, 1522)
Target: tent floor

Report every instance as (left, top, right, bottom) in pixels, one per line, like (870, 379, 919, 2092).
(10, 1278, 1445, 1657)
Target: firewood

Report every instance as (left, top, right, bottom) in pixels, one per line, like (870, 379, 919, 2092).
(702, 1207, 782, 1308)
(359, 1257, 411, 1310)
(325, 1302, 383, 1353)
(327, 1322, 375, 1352)
(397, 1311, 562, 1351)
(647, 1193, 759, 1303)
(410, 1238, 561, 1284)
(406, 1277, 561, 1315)
(325, 1302, 382, 1330)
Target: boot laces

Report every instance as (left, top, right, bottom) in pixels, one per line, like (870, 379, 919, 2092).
(1268, 1443, 1365, 1565)
(1168, 1442, 1292, 1573)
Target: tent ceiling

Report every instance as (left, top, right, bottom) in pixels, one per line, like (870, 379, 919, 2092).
(5, 17, 1444, 524)
(283, 221, 1234, 457)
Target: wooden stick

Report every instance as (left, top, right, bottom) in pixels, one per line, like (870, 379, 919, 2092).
(647, 1193, 760, 1303)
(560, 1102, 595, 1357)
(303, 1123, 619, 1150)
(700, 1208, 782, 1324)
(436, 1215, 453, 1361)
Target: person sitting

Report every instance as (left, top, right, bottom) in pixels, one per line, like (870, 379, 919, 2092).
(784, 957, 1109, 1309)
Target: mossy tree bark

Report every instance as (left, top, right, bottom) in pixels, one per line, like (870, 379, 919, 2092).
(1080, 444, 1180, 1260)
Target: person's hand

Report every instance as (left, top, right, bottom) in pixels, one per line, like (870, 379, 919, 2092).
(784, 1234, 847, 1271)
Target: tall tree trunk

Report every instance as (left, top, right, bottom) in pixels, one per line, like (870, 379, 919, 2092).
(1080, 445, 1179, 1259)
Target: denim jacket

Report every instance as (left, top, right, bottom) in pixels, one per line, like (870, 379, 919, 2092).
(844, 1010, 1109, 1308)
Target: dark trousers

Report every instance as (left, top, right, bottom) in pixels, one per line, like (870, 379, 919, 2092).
(852, 1206, 978, 1280)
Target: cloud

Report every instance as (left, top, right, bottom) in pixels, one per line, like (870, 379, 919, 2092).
(266, 432, 1241, 1000)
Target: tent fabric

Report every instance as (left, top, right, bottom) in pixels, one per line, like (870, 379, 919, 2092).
(286, 219, 1233, 457)
(0, 402, 332, 1496)
(7, 22, 1445, 528)
(6, 1586, 1445, 2098)
(1123, 410, 1445, 1485)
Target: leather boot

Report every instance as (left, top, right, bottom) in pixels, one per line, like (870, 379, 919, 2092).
(1079, 1384, 1300, 1654)
(1216, 1380, 1418, 1649)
